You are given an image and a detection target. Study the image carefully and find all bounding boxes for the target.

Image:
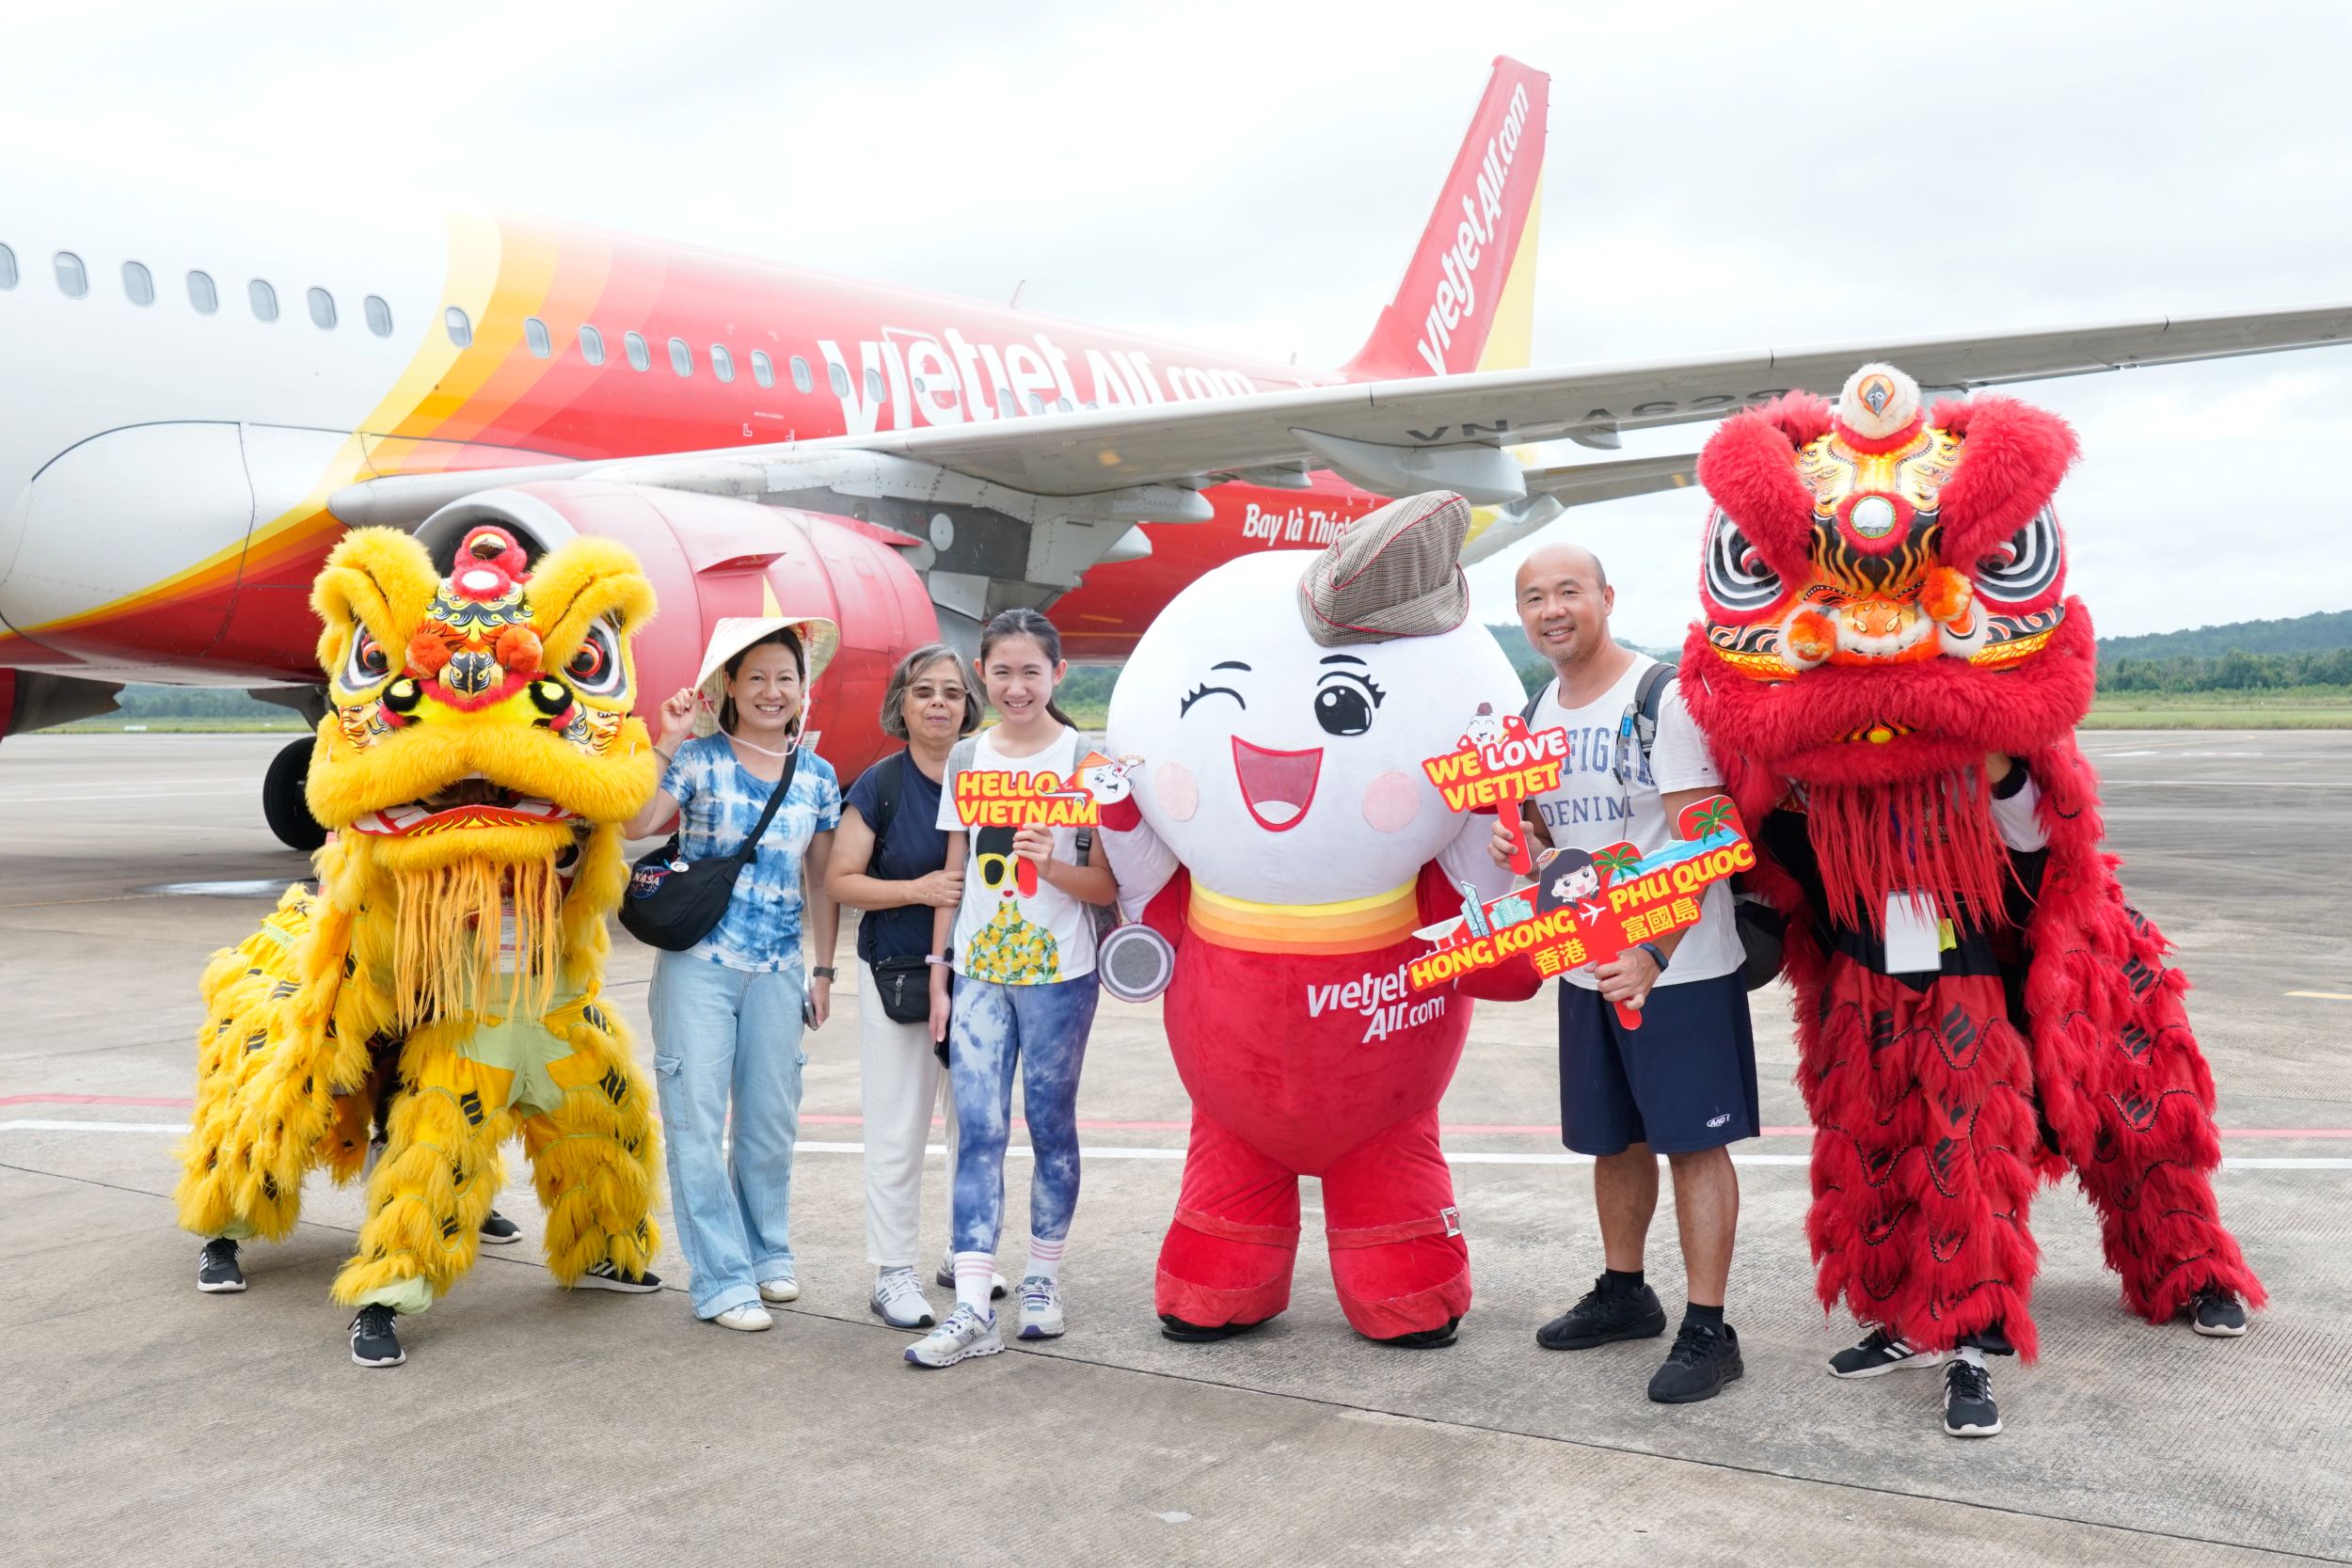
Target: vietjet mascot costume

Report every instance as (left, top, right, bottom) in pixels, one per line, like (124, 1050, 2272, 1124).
(1096, 491, 1520, 1346)
(1682, 364, 2262, 1434)
(176, 525, 667, 1367)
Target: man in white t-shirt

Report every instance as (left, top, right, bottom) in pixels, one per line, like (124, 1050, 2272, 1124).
(1491, 542, 1756, 1406)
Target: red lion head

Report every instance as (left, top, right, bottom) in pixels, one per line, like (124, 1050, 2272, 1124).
(1681, 363, 2095, 785)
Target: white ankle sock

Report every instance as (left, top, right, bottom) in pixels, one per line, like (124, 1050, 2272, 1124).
(1957, 1345, 1989, 1370)
(953, 1251, 996, 1317)
(1025, 1236, 1066, 1281)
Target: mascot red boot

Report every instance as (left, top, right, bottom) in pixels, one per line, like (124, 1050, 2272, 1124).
(1097, 492, 1520, 1346)
(1683, 363, 2264, 1437)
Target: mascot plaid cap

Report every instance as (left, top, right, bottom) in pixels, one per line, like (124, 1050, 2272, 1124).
(1682, 367, 2262, 1365)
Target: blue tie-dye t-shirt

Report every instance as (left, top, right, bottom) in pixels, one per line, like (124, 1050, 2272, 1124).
(660, 735, 841, 973)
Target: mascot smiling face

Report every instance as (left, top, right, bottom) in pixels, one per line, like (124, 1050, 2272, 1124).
(1107, 545, 1518, 906)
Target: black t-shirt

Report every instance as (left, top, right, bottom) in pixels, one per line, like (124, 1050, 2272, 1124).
(844, 751, 949, 963)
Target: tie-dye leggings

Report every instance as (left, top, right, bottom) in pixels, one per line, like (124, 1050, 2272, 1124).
(946, 974, 1100, 1255)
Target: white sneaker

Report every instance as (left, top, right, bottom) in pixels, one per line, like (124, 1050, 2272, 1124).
(757, 1275, 800, 1305)
(936, 1251, 1008, 1300)
(1016, 1275, 1065, 1340)
(870, 1268, 937, 1330)
(904, 1304, 1001, 1368)
(712, 1303, 772, 1332)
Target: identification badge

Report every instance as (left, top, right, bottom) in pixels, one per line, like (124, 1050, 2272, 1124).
(1883, 891, 1942, 975)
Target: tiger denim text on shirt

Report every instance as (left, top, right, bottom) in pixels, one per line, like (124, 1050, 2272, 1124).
(1531, 721, 1654, 832)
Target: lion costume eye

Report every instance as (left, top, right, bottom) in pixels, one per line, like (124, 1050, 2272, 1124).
(1702, 507, 1783, 617)
(1974, 505, 2065, 607)
(341, 626, 392, 689)
(562, 619, 627, 700)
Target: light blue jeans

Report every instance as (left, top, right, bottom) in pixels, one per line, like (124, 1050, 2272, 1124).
(649, 950, 807, 1318)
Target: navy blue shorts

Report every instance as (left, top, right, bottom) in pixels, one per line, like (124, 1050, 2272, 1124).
(1558, 972, 1758, 1157)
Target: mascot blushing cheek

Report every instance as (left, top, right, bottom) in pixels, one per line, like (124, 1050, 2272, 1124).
(1099, 492, 1522, 1346)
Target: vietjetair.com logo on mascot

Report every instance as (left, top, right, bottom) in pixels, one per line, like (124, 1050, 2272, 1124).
(1095, 490, 1521, 1349)
(175, 525, 668, 1367)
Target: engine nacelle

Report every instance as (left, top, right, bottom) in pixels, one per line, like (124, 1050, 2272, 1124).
(412, 481, 938, 785)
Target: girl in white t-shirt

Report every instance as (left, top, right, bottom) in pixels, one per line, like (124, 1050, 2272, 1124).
(909, 609, 1117, 1368)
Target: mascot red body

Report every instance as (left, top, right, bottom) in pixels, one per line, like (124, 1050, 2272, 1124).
(1681, 366, 2262, 1378)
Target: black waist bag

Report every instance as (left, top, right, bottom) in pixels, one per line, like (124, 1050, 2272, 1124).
(621, 748, 799, 952)
(869, 955, 934, 1024)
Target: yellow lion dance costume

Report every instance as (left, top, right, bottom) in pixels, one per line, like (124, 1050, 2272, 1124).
(176, 524, 666, 1365)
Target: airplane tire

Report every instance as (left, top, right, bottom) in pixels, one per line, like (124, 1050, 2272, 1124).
(262, 736, 326, 852)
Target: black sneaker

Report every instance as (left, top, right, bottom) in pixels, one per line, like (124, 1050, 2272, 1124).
(1828, 1326, 1948, 1379)
(2190, 1286, 2249, 1338)
(1536, 1275, 1668, 1352)
(1943, 1355, 2002, 1436)
(1376, 1317, 1460, 1350)
(1646, 1320, 1743, 1403)
(196, 1238, 246, 1294)
(478, 1210, 523, 1246)
(348, 1305, 405, 1368)
(1160, 1314, 1270, 1343)
(577, 1260, 662, 1293)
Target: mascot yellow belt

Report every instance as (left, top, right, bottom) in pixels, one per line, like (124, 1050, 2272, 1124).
(175, 525, 664, 1333)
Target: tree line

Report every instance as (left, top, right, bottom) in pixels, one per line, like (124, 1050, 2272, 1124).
(2098, 647, 2352, 693)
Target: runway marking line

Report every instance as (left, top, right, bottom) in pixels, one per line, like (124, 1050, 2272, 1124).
(7, 1120, 2351, 1170)
(2285, 990, 2352, 1002)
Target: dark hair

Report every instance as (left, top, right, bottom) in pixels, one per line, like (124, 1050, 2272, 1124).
(718, 627, 805, 736)
(977, 608, 1075, 729)
(1535, 847, 1598, 916)
(880, 642, 981, 740)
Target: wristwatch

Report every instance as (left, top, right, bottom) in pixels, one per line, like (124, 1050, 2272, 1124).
(1634, 941, 1669, 974)
(811, 966, 837, 981)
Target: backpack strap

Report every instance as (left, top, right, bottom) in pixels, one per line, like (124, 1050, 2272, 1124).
(1518, 679, 1549, 731)
(1629, 661, 1677, 765)
(862, 750, 908, 877)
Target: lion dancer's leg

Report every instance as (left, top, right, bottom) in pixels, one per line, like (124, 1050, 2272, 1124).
(1321, 1107, 1471, 1346)
(517, 996, 663, 1290)
(2031, 906, 2264, 1328)
(1156, 1109, 1301, 1339)
(1803, 954, 2045, 1363)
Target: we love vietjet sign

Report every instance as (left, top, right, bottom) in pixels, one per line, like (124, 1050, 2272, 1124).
(1422, 708, 1565, 875)
(1409, 795, 1755, 1030)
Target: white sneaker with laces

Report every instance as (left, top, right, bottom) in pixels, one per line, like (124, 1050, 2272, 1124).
(757, 1275, 800, 1304)
(904, 1304, 1001, 1368)
(1017, 1275, 1065, 1340)
(870, 1268, 937, 1330)
(712, 1303, 772, 1332)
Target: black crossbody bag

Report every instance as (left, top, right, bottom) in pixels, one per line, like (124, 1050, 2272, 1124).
(861, 752, 936, 1025)
(621, 747, 801, 952)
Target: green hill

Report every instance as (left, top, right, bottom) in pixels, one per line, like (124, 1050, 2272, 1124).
(2097, 610, 2352, 661)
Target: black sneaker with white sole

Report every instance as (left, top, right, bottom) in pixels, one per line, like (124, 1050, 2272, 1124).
(577, 1260, 662, 1293)
(2190, 1286, 2249, 1338)
(196, 1237, 246, 1294)
(1646, 1320, 1743, 1403)
(348, 1305, 405, 1368)
(478, 1210, 523, 1245)
(1829, 1326, 1948, 1378)
(1943, 1356, 2002, 1436)
(1536, 1275, 1668, 1352)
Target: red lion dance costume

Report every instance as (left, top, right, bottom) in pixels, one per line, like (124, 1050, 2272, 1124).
(1681, 364, 2261, 1426)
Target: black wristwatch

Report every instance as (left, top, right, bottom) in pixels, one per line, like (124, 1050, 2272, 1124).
(811, 966, 837, 981)
(1635, 942, 1669, 974)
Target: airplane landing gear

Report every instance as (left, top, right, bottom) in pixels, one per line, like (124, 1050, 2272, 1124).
(262, 737, 326, 852)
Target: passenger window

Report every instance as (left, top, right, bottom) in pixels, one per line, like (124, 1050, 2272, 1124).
(308, 287, 337, 329)
(55, 251, 88, 298)
(249, 278, 278, 321)
(187, 271, 218, 313)
(444, 306, 471, 346)
(580, 324, 606, 366)
(1026, 392, 1045, 415)
(997, 388, 1018, 420)
(1055, 397, 1073, 414)
(668, 337, 693, 376)
(828, 361, 850, 397)
(711, 344, 735, 383)
(866, 368, 886, 403)
(790, 356, 813, 393)
(363, 294, 392, 336)
(525, 316, 551, 357)
(751, 349, 774, 388)
(0, 243, 16, 290)
(122, 261, 155, 307)
(625, 331, 650, 372)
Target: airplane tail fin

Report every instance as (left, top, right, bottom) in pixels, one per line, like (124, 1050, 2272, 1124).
(1342, 56, 1548, 382)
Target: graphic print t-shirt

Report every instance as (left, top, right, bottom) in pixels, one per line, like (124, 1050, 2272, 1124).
(1526, 657, 1741, 989)
(936, 726, 1095, 985)
(661, 735, 841, 973)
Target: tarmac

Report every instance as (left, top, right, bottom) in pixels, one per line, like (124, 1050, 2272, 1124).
(4, 731, 2348, 1567)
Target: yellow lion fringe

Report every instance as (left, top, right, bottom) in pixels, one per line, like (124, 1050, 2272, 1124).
(389, 854, 561, 1030)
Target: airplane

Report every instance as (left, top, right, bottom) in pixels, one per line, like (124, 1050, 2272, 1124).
(4, 55, 2349, 850)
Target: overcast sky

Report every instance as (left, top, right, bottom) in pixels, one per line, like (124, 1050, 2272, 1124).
(8, 0, 2352, 645)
